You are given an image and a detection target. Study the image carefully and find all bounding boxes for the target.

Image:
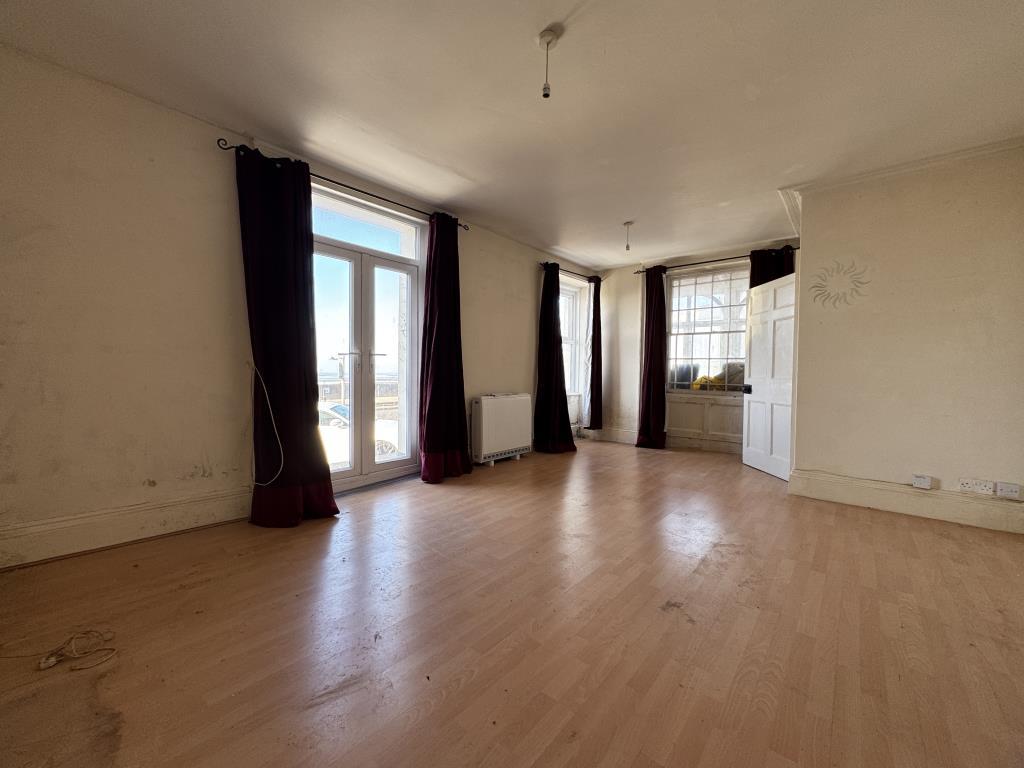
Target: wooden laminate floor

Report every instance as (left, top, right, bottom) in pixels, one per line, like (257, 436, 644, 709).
(2, 441, 1023, 767)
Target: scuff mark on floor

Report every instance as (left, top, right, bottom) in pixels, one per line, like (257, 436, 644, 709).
(305, 673, 368, 709)
(659, 600, 697, 624)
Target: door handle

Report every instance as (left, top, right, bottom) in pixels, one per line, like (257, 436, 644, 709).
(742, 384, 752, 394)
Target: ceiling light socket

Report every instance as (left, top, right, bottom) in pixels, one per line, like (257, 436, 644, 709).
(537, 25, 562, 49)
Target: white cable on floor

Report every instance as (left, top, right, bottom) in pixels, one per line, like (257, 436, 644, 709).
(252, 365, 284, 487)
(0, 630, 117, 671)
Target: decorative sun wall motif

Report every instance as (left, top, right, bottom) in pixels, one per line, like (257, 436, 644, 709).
(809, 260, 870, 308)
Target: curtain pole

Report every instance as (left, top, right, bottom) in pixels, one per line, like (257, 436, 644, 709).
(633, 247, 799, 275)
(538, 262, 594, 281)
(216, 138, 469, 230)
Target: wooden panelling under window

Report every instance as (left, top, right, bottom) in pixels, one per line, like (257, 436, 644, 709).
(666, 392, 742, 453)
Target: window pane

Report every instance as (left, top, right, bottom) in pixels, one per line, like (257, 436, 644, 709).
(731, 283, 748, 307)
(562, 342, 570, 387)
(373, 266, 412, 464)
(712, 307, 729, 332)
(314, 254, 354, 471)
(694, 307, 712, 331)
(559, 295, 572, 339)
(730, 305, 746, 331)
(695, 280, 712, 308)
(710, 333, 729, 358)
(677, 310, 694, 333)
(692, 334, 710, 358)
(712, 277, 729, 306)
(729, 332, 745, 358)
(313, 190, 417, 259)
(678, 283, 695, 310)
(676, 335, 693, 360)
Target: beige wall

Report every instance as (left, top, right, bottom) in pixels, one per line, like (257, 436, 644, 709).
(592, 265, 641, 441)
(792, 145, 1024, 530)
(0, 46, 255, 565)
(0, 47, 585, 564)
(459, 226, 592, 407)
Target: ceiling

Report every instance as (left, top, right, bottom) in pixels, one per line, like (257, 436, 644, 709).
(3, 0, 1023, 268)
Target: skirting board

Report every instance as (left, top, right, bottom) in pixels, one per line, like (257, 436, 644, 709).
(789, 469, 1024, 534)
(583, 427, 741, 455)
(0, 487, 252, 567)
(581, 427, 635, 445)
(666, 435, 741, 455)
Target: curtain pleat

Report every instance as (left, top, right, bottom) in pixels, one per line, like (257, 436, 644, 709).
(418, 213, 472, 483)
(235, 147, 339, 526)
(636, 265, 668, 449)
(534, 264, 577, 453)
(587, 276, 603, 430)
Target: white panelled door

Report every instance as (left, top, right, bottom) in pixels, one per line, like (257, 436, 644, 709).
(742, 273, 796, 480)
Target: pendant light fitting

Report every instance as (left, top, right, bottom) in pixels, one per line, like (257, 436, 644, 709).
(537, 25, 562, 99)
(623, 221, 634, 252)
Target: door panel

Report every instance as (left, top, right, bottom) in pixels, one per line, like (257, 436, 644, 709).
(313, 246, 361, 480)
(363, 256, 418, 474)
(743, 274, 796, 480)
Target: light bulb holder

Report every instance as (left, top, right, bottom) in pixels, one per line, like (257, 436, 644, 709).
(537, 25, 562, 101)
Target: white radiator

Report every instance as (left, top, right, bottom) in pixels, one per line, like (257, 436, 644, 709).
(471, 393, 533, 464)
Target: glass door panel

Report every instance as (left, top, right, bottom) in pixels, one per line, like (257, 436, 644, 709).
(313, 247, 360, 478)
(366, 259, 417, 469)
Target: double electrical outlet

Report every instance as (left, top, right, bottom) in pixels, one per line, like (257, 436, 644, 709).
(958, 477, 1021, 500)
(912, 474, 1021, 500)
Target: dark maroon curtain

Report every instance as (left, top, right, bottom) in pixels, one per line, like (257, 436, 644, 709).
(534, 263, 576, 453)
(636, 265, 668, 449)
(587, 276, 603, 430)
(749, 244, 796, 288)
(235, 146, 338, 526)
(419, 213, 472, 483)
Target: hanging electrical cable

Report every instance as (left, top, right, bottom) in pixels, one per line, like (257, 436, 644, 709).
(537, 25, 562, 99)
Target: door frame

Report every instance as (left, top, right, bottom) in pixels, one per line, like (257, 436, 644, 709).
(313, 242, 423, 495)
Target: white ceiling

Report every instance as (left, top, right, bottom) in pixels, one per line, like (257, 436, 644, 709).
(3, 0, 1023, 268)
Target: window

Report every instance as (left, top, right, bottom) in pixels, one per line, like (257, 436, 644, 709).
(559, 278, 588, 395)
(312, 186, 418, 260)
(668, 265, 749, 392)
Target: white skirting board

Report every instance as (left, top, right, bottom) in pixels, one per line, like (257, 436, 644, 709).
(0, 487, 252, 567)
(789, 469, 1024, 534)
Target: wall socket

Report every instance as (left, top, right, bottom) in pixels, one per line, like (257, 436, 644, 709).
(912, 474, 936, 490)
(959, 478, 995, 495)
(996, 482, 1021, 501)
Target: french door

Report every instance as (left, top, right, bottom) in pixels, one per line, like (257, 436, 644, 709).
(313, 243, 419, 487)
